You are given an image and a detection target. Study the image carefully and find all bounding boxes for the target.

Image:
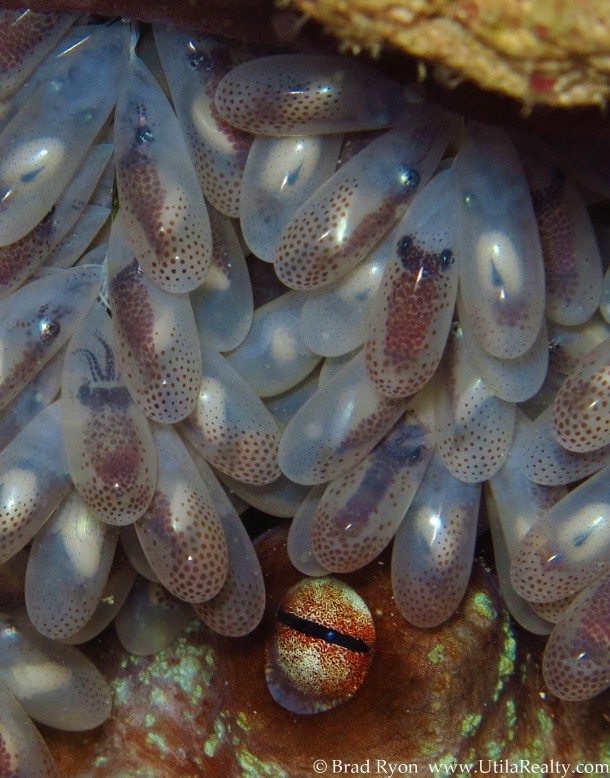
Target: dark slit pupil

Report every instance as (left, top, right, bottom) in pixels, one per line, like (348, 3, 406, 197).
(277, 608, 371, 654)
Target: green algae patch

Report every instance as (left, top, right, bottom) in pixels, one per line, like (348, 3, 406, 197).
(472, 591, 497, 622)
(146, 732, 170, 755)
(236, 746, 289, 777)
(460, 712, 483, 738)
(427, 643, 447, 664)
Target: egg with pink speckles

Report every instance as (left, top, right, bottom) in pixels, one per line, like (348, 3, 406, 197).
(265, 576, 375, 714)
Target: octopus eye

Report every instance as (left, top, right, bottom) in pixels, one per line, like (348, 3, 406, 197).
(406, 444, 423, 463)
(265, 577, 375, 714)
(397, 234, 413, 258)
(399, 166, 420, 189)
(38, 317, 60, 342)
(136, 126, 154, 144)
(440, 248, 454, 269)
(548, 338, 562, 356)
(187, 51, 211, 71)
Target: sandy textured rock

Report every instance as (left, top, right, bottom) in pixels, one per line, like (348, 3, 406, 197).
(288, 0, 610, 108)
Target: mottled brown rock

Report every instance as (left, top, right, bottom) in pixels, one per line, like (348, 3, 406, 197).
(289, 0, 610, 109)
(44, 525, 609, 776)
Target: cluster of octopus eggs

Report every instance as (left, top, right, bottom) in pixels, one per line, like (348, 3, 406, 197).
(0, 7, 608, 772)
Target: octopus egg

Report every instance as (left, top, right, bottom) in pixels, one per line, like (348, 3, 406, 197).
(265, 576, 376, 714)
